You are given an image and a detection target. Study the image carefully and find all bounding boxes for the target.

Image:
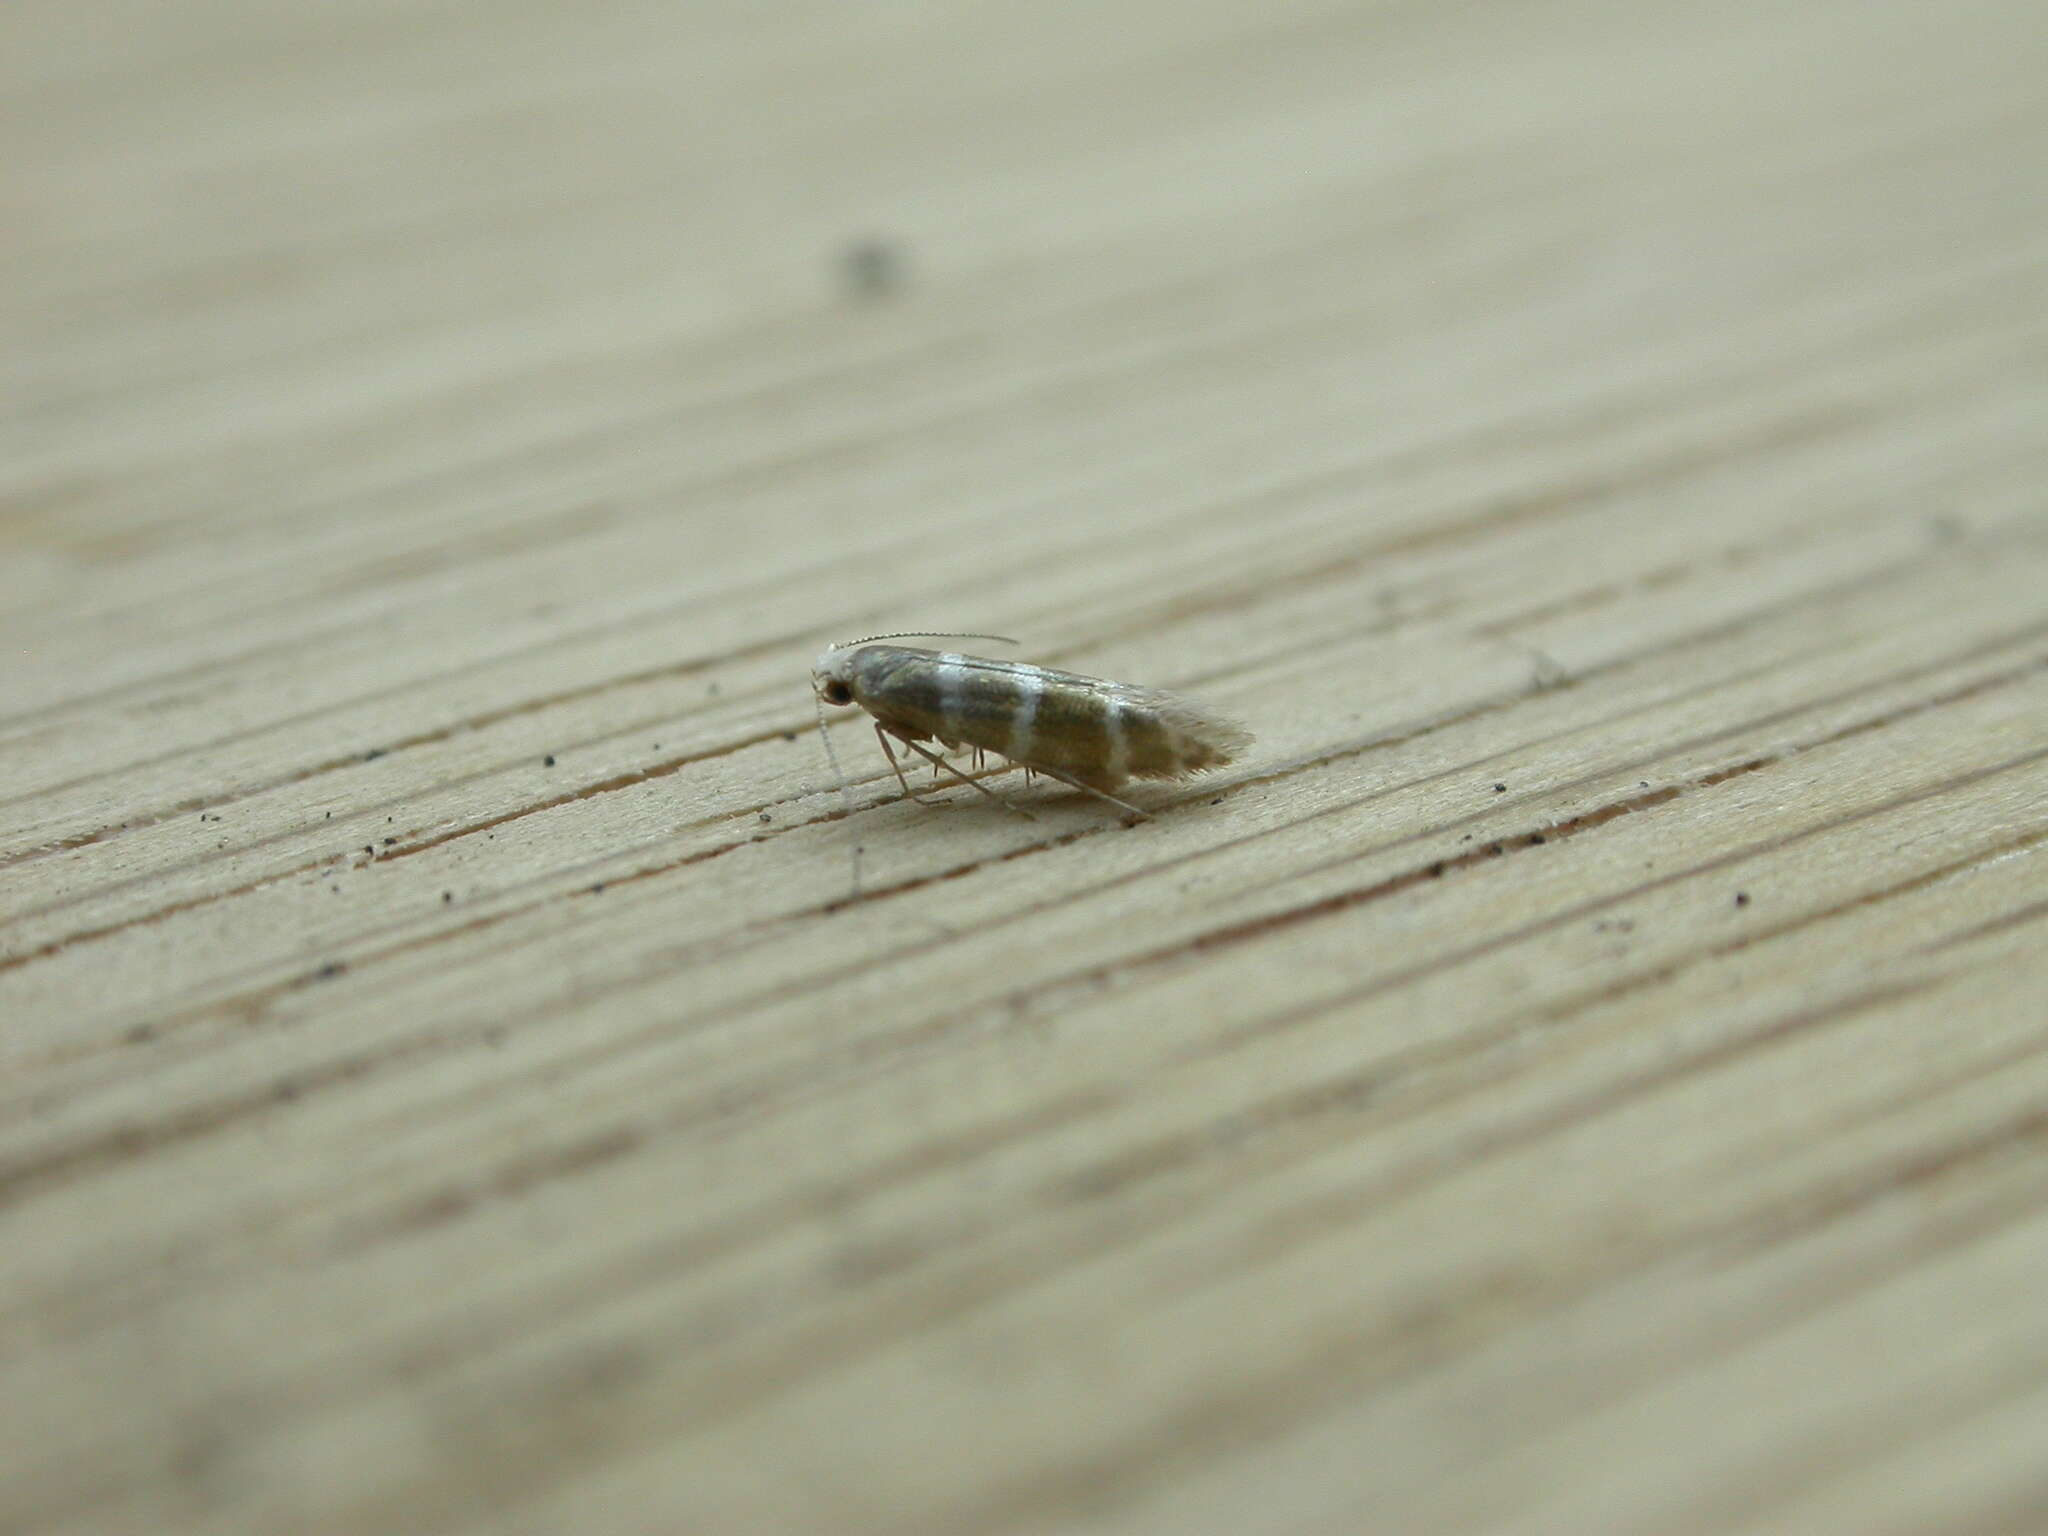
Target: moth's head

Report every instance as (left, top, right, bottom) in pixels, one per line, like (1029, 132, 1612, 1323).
(811, 644, 861, 708)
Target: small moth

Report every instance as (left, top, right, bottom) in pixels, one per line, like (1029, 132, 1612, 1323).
(812, 632, 1251, 822)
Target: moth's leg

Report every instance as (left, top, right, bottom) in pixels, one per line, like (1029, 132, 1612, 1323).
(875, 724, 948, 805)
(896, 737, 1039, 822)
(1031, 763, 1151, 823)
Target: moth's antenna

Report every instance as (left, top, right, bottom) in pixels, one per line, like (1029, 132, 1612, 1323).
(830, 631, 1019, 651)
(816, 688, 863, 898)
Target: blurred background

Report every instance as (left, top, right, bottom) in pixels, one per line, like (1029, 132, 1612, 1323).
(7, 0, 2039, 649)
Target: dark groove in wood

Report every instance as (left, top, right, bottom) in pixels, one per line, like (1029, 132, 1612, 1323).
(996, 672, 2048, 1024)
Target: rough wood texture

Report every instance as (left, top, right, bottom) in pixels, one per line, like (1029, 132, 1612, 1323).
(4, 1, 2046, 1531)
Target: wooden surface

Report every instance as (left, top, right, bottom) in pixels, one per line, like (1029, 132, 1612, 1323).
(4, 1, 2047, 1531)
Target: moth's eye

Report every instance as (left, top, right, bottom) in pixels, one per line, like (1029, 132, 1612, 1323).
(820, 680, 854, 706)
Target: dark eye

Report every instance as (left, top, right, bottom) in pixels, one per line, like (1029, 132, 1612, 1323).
(820, 680, 854, 706)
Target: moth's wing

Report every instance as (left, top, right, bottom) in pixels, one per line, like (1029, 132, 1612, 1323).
(1119, 684, 1255, 775)
(856, 650, 1024, 753)
(931, 651, 1148, 695)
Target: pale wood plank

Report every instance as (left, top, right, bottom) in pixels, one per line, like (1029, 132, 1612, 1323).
(4, 0, 2046, 1531)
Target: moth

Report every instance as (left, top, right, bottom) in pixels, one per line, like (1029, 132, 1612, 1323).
(812, 632, 1251, 822)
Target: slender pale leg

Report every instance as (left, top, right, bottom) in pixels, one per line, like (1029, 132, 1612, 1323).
(873, 724, 950, 805)
(874, 726, 1144, 824)
(891, 734, 1039, 822)
(1028, 763, 1150, 822)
